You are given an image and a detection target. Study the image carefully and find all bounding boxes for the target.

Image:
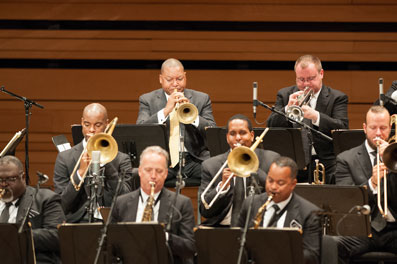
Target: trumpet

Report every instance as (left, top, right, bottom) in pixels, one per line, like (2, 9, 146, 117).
(141, 181, 156, 222)
(313, 159, 325, 184)
(201, 128, 270, 209)
(174, 89, 198, 124)
(70, 117, 119, 191)
(0, 188, 13, 203)
(253, 194, 273, 229)
(285, 86, 314, 122)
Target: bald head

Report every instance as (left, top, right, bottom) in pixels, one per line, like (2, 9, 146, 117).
(81, 103, 109, 141)
(161, 58, 184, 74)
(83, 103, 108, 120)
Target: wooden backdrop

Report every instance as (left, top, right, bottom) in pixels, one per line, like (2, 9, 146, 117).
(0, 0, 396, 187)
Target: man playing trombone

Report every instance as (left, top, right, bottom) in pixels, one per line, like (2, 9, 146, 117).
(53, 103, 133, 223)
(199, 114, 279, 227)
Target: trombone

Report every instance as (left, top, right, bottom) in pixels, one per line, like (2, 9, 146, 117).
(70, 117, 119, 191)
(201, 128, 270, 209)
(285, 86, 314, 122)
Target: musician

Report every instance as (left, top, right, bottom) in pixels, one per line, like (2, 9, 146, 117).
(136, 58, 216, 187)
(266, 54, 349, 183)
(375, 80, 397, 115)
(335, 105, 397, 261)
(111, 146, 195, 264)
(53, 103, 133, 223)
(0, 155, 65, 264)
(238, 156, 321, 264)
(199, 114, 280, 227)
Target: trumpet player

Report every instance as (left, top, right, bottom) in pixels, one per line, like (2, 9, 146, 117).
(111, 146, 196, 264)
(267, 54, 348, 183)
(238, 157, 321, 264)
(136, 58, 216, 187)
(199, 114, 279, 227)
(335, 106, 397, 262)
(0, 155, 65, 263)
(53, 103, 133, 223)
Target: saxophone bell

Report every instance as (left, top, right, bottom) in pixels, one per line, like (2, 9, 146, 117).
(0, 188, 14, 203)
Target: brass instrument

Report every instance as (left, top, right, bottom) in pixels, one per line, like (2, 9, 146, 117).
(285, 86, 314, 122)
(201, 128, 270, 209)
(0, 188, 13, 203)
(174, 89, 198, 124)
(253, 194, 273, 229)
(313, 159, 325, 184)
(70, 117, 119, 191)
(141, 181, 156, 222)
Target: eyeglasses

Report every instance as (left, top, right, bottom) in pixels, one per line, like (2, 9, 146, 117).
(0, 173, 22, 184)
(296, 75, 317, 83)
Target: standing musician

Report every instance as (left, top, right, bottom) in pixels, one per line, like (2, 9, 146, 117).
(136, 58, 216, 186)
(111, 146, 196, 264)
(267, 54, 349, 183)
(375, 80, 397, 115)
(335, 106, 397, 262)
(0, 155, 66, 264)
(238, 156, 321, 264)
(199, 114, 279, 227)
(53, 103, 133, 223)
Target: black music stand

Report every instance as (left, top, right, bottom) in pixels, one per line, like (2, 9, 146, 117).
(58, 223, 106, 264)
(107, 223, 169, 264)
(0, 128, 26, 157)
(205, 127, 306, 170)
(294, 184, 371, 236)
(71, 124, 168, 167)
(0, 224, 35, 264)
(332, 129, 366, 155)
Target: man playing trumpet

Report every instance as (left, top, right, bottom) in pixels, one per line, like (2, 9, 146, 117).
(53, 103, 133, 223)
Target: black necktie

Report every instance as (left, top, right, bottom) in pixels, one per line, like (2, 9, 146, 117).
(231, 177, 245, 226)
(267, 204, 281, 227)
(0, 202, 12, 223)
(371, 151, 378, 166)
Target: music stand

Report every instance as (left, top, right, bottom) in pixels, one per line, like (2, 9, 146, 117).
(0, 224, 35, 264)
(294, 184, 371, 236)
(0, 128, 26, 157)
(58, 223, 106, 264)
(205, 127, 306, 169)
(71, 124, 168, 167)
(107, 223, 169, 264)
(332, 129, 366, 155)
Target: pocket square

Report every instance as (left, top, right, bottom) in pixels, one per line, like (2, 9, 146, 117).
(289, 219, 302, 230)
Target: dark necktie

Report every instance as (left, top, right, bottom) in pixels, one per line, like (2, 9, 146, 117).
(371, 151, 378, 166)
(0, 202, 12, 223)
(231, 177, 245, 226)
(267, 204, 281, 227)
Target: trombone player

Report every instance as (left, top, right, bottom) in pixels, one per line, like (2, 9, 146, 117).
(136, 58, 216, 187)
(267, 54, 348, 183)
(53, 103, 133, 223)
(199, 114, 279, 227)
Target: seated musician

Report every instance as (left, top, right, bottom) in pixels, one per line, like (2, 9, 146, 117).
(111, 146, 195, 264)
(199, 114, 279, 227)
(53, 103, 133, 223)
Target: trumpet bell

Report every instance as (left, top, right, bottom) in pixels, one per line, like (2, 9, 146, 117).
(86, 133, 118, 164)
(227, 146, 259, 177)
(383, 142, 397, 172)
(286, 105, 304, 122)
(177, 103, 198, 124)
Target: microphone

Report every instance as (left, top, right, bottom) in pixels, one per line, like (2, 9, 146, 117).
(353, 205, 371, 215)
(379, 78, 384, 106)
(36, 171, 49, 184)
(253, 82, 258, 118)
(91, 150, 101, 177)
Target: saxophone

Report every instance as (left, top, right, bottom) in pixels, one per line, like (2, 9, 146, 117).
(253, 194, 274, 229)
(141, 182, 156, 222)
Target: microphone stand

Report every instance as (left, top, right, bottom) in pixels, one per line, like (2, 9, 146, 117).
(0, 86, 44, 185)
(18, 171, 48, 234)
(94, 169, 126, 264)
(236, 173, 259, 264)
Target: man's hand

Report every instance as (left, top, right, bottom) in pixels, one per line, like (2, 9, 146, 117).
(287, 90, 304, 107)
(301, 105, 319, 123)
(220, 168, 234, 190)
(164, 90, 189, 117)
(371, 163, 387, 188)
(78, 151, 91, 176)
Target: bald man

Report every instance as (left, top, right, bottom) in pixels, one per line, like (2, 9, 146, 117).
(137, 58, 216, 187)
(53, 103, 133, 223)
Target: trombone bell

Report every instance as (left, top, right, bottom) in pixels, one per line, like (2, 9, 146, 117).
(227, 146, 259, 178)
(86, 133, 118, 165)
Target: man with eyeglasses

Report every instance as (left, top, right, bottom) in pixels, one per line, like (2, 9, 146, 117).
(0, 155, 65, 263)
(267, 54, 348, 183)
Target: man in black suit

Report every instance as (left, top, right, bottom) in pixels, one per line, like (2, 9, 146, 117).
(335, 106, 397, 261)
(136, 58, 216, 186)
(53, 103, 133, 223)
(238, 156, 321, 264)
(0, 155, 65, 264)
(111, 146, 195, 264)
(267, 54, 348, 183)
(200, 114, 280, 227)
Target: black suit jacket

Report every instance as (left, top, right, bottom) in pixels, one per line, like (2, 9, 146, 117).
(374, 80, 397, 115)
(53, 142, 133, 223)
(17, 186, 66, 264)
(267, 85, 349, 161)
(111, 188, 196, 264)
(238, 193, 321, 264)
(199, 149, 280, 226)
(136, 88, 216, 160)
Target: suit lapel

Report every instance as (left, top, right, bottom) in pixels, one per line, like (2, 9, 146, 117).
(129, 190, 140, 221)
(16, 187, 33, 223)
(315, 85, 329, 113)
(158, 188, 171, 223)
(356, 143, 373, 180)
(283, 194, 301, 228)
